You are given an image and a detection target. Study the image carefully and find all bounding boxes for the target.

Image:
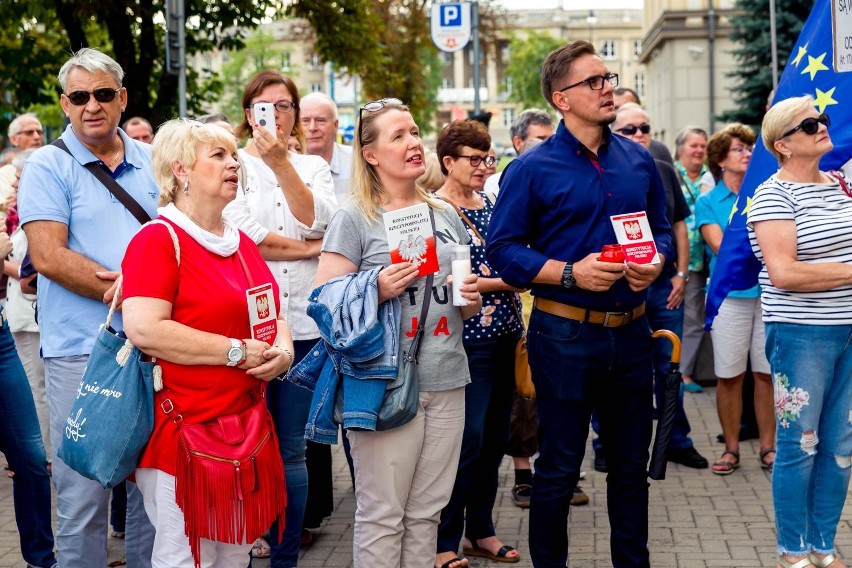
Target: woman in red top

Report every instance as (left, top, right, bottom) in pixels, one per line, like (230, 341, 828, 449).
(121, 119, 294, 567)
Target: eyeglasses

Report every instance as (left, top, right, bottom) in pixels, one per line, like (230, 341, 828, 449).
(558, 73, 619, 92)
(65, 88, 121, 106)
(358, 98, 404, 143)
(615, 123, 651, 136)
(17, 128, 43, 137)
(253, 100, 297, 114)
(454, 154, 496, 168)
(729, 145, 754, 155)
(782, 113, 830, 137)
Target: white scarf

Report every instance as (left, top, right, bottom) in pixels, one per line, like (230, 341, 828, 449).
(158, 203, 240, 257)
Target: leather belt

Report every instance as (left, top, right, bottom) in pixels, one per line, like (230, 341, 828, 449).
(534, 297, 645, 328)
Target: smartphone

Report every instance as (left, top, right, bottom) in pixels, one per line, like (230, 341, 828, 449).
(253, 103, 277, 137)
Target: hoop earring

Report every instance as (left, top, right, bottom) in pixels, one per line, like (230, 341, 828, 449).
(183, 180, 189, 195)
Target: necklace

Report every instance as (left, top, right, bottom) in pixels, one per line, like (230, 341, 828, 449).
(105, 137, 123, 167)
(181, 208, 225, 235)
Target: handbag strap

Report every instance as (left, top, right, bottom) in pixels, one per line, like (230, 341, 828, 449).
(510, 295, 527, 333)
(436, 195, 486, 247)
(236, 249, 256, 288)
(406, 207, 437, 361)
(52, 138, 152, 225)
(829, 171, 852, 197)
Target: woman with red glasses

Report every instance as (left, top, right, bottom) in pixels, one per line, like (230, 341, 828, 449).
(749, 95, 849, 568)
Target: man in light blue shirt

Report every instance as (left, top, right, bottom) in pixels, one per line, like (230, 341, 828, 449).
(17, 48, 156, 568)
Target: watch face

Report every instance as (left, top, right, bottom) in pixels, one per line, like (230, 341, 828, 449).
(228, 346, 242, 363)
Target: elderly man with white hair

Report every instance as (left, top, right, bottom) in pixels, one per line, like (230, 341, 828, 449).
(609, 102, 707, 469)
(299, 92, 352, 203)
(17, 47, 156, 568)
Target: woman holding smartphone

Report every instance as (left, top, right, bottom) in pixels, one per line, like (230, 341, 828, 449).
(224, 70, 337, 568)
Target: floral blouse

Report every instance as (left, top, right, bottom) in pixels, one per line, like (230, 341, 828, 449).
(457, 197, 523, 343)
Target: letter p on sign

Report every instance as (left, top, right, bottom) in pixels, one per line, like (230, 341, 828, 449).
(441, 4, 461, 26)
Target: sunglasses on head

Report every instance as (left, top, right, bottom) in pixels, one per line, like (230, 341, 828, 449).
(782, 113, 830, 138)
(616, 123, 651, 136)
(65, 88, 121, 106)
(357, 98, 404, 144)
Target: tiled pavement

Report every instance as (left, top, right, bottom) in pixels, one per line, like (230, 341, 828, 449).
(3, 386, 852, 567)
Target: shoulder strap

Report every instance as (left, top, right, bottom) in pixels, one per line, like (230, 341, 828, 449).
(407, 209, 436, 360)
(435, 195, 486, 247)
(143, 219, 181, 266)
(52, 138, 152, 225)
(829, 170, 852, 197)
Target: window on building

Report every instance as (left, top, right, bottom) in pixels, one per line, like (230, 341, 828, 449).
(600, 40, 616, 60)
(500, 41, 510, 63)
(502, 108, 516, 129)
(442, 78, 453, 89)
(501, 76, 513, 96)
(308, 52, 321, 70)
(634, 73, 646, 99)
(281, 52, 291, 70)
(634, 39, 642, 57)
(310, 82, 323, 93)
(203, 55, 212, 70)
(444, 51, 454, 64)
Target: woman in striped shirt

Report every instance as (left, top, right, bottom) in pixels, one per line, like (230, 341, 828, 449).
(748, 95, 851, 568)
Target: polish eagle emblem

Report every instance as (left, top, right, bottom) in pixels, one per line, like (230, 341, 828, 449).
(623, 220, 643, 240)
(398, 234, 428, 266)
(256, 294, 270, 319)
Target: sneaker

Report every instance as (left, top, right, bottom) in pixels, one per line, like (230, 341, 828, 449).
(667, 446, 709, 469)
(593, 448, 607, 473)
(570, 485, 589, 506)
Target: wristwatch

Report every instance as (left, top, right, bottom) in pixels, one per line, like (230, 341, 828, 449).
(226, 338, 246, 367)
(676, 271, 690, 283)
(561, 263, 575, 289)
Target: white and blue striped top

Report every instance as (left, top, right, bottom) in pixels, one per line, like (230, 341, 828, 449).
(747, 174, 852, 325)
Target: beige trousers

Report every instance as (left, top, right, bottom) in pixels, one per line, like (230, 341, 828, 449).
(348, 388, 466, 568)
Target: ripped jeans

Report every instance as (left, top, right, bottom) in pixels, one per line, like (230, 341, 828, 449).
(765, 322, 852, 556)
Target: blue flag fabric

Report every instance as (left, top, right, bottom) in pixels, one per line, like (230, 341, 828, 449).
(704, 0, 852, 329)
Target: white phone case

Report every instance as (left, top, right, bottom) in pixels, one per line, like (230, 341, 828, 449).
(253, 103, 277, 137)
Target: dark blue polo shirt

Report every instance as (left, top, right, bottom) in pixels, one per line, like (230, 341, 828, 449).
(487, 121, 673, 311)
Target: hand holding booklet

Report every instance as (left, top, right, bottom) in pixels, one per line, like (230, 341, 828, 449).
(609, 211, 660, 265)
(383, 203, 439, 276)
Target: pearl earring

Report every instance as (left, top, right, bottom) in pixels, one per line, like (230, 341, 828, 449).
(183, 180, 189, 195)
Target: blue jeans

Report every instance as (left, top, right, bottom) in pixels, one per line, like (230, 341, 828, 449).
(528, 309, 653, 568)
(437, 332, 518, 552)
(265, 339, 314, 568)
(0, 314, 56, 568)
(765, 322, 852, 556)
(592, 278, 693, 453)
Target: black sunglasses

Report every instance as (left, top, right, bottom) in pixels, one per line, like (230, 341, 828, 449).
(454, 154, 496, 168)
(357, 98, 404, 144)
(558, 73, 619, 93)
(616, 123, 651, 136)
(782, 113, 830, 138)
(65, 88, 121, 106)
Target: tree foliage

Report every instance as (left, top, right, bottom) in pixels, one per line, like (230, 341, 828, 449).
(503, 31, 563, 110)
(718, 0, 815, 127)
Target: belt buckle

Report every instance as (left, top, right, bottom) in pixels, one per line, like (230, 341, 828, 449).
(603, 312, 616, 327)
(603, 311, 628, 327)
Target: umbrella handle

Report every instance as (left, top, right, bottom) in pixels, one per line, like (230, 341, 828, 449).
(651, 329, 681, 364)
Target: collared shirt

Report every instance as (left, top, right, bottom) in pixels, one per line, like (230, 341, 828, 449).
(694, 180, 759, 298)
(224, 149, 337, 340)
(488, 121, 673, 311)
(17, 125, 158, 357)
(675, 161, 709, 272)
(329, 143, 353, 204)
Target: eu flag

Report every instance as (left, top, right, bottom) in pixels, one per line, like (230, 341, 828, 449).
(705, 0, 852, 329)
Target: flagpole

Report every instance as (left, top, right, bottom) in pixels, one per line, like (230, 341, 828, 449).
(770, 0, 779, 89)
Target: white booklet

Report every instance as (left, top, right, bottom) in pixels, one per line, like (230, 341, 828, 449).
(383, 202, 439, 276)
(609, 211, 660, 264)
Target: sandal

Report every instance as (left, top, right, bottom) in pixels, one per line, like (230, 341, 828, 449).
(251, 536, 271, 558)
(511, 483, 531, 509)
(760, 448, 776, 472)
(778, 556, 815, 568)
(463, 543, 520, 564)
(711, 449, 740, 476)
(437, 556, 468, 568)
(810, 552, 839, 567)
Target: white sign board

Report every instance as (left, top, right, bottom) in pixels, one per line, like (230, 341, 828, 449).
(431, 3, 471, 53)
(833, 0, 852, 71)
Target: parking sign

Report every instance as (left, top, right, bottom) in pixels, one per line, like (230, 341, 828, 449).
(431, 3, 471, 53)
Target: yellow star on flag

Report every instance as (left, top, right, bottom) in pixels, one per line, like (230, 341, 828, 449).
(729, 200, 738, 224)
(792, 44, 807, 67)
(741, 196, 753, 216)
(813, 86, 838, 113)
(801, 53, 829, 80)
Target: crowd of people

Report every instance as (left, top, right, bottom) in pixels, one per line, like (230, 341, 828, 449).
(0, 40, 848, 568)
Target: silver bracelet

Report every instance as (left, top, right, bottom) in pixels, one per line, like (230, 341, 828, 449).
(276, 346, 294, 381)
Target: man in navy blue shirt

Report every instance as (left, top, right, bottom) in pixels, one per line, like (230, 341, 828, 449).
(488, 40, 673, 568)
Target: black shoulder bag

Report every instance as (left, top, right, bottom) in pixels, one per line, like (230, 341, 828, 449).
(52, 138, 152, 225)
